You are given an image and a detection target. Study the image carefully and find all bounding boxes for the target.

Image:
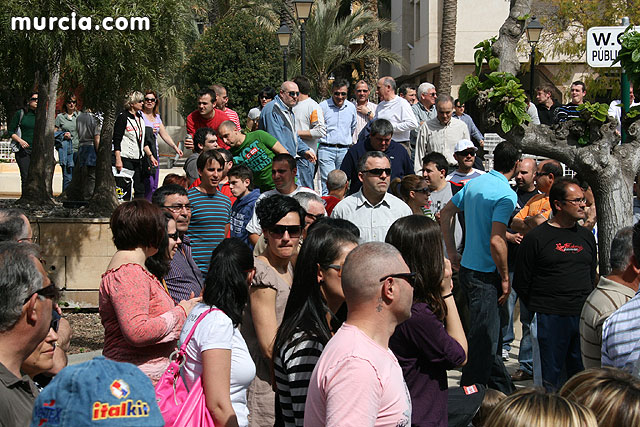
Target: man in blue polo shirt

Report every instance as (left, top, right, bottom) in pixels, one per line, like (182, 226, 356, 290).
(440, 141, 520, 395)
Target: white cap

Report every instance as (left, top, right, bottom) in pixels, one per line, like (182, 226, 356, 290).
(454, 139, 477, 153)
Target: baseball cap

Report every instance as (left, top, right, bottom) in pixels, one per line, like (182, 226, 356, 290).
(454, 139, 477, 153)
(31, 356, 164, 426)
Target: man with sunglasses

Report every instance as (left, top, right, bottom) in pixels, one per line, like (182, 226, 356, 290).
(513, 178, 596, 391)
(0, 242, 58, 426)
(152, 184, 203, 304)
(319, 79, 357, 195)
(305, 242, 413, 427)
(332, 151, 412, 242)
(259, 81, 317, 188)
(447, 139, 485, 192)
(511, 159, 563, 235)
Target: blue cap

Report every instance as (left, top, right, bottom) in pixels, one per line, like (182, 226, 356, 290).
(31, 356, 164, 426)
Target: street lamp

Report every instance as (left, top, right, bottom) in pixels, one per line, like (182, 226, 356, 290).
(526, 16, 543, 100)
(277, 23, 292, 81)
(294, 0, 314, 76)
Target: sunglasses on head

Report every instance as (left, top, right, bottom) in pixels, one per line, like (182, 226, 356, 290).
(269, 224, 302, 238)
(23, 283, 61, 305)
(363, 168, 391, 177)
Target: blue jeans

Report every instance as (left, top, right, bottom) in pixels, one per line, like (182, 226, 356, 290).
(57, 139, 75, 191)
(501, 285, 533, 375)
(459, 267, 515, 395)
(536, 313, 584, 392)
(318, 145, 348, 195)
(296, 157, 315, 189)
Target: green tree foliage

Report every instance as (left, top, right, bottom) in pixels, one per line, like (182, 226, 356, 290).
(288, 0, 402, 98)
(177, 12, 282, 121)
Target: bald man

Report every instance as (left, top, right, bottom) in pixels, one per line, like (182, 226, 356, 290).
(259, 81, 317, 187)
(305, 242, 413, 426)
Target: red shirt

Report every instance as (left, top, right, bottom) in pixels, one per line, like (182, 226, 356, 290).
(186, 109, 230, 149)
(322, 195, 342, 216)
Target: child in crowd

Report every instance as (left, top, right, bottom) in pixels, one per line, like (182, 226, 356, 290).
(228, 165, 260, 248)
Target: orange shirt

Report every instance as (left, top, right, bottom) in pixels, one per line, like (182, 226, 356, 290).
(515, 194, 551, 220)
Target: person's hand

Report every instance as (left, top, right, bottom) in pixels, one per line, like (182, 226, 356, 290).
(150, 156, 158, 167)
(115, 157, 123, 172)
(356, 105, 370, 116)
(435, 211, 441, 223)
(179, 295, 202, 316)
(304, 150, 317, 163)
(479, 140, 485, 148)
(64, 132, 71, 140)
(498, 276, 511, 305)
(440, 258, 453, 295)
(506, 232, 523, 245)
(184, 136, 194, 150)
(19, 139, 29, 149)
(174, 147, 183, 157)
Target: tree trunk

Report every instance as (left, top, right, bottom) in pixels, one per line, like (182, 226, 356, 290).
(492, 0, 531, 76)
(439, 0, 458, 96)
(18, 67, 59, 206)
(361, 0, 379, 98)
(88, 105, 118, 216)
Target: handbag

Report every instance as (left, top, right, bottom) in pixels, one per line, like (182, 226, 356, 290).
(156, 307, 220, 427)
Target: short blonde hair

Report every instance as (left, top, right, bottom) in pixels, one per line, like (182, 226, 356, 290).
(124, 91, 144, 109)
(559, 367, 640, 426)
(485, 388, 597, 427)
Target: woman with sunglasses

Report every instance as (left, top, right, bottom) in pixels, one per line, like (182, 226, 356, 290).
(141, 90, 183, 200)
(99, 200, 200, 385)
(178, 238, 256, 426)
(386, 215, 468, 427)
(273, 225, 359, 426)
(8, 91, 38, 194)
(247, 86, 276, 132)
(390, 174, 431, 215)
(54, 94, 80, 191)
(146, 212, 182, 287)
(241, 194, 305, 426)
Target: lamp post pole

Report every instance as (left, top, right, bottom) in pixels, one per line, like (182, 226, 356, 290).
(529, 44, 536, 100)
(294, 0, 313, 77)
(276, 23, 292, 82)
(300, 21, 307, 76)
(525, 16, 543, 101)
(283, 48, 289, 81)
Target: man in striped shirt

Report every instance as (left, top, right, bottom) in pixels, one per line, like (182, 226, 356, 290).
(602, 223, 640, 372)
(186, 150, 232, 277)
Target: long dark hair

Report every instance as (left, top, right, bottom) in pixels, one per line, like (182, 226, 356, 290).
(273, 226, 359, 358)
(203, 238, 253, 327)
(145, 212, 174, 281)
(385, 215, 447, 320)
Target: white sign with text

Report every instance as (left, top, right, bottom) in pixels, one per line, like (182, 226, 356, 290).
(586, 26, 640, 68)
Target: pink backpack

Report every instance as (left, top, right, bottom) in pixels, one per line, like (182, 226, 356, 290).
(156, 307, 219, 426)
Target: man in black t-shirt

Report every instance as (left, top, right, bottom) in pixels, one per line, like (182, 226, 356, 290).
(513, 178, 597, 391)
(535, 85, 560, 126)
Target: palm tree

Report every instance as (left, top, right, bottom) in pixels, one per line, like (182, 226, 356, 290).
(439, 0, 457, 95)
(289, 0, 402, 98)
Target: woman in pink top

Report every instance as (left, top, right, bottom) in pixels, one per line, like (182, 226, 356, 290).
(99, 200, 200, 385)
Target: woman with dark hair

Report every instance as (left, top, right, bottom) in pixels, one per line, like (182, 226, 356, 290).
(247, 86, 276, 131)
(146, 212, 182, 285)
(241, 194, 305, 426)
(55, 93, 79, 191)
(386, 215, 467, 427)
(141, 90, 183, 200)
(179, 238, 256, 426)
(8, 91, 38, 194)
(390, 174, 431, 215)
(99, 200, 200, 385)
(273, 226, 358, 426)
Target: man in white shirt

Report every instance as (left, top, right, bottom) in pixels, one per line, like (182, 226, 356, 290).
(374, 76, 419, 156)
(332, 151, 412, 242)
(414, 94, 470, 173)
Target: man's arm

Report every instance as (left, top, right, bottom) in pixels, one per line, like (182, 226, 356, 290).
(272, 141, 289, 154)
(393, 101, 420, 133)
(490, 221, 510, 305)
(440, 201, 461, 270)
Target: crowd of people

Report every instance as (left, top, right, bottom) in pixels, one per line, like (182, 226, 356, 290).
(4, 76, 640, 426)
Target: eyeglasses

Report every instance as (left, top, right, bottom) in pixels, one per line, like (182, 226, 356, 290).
(455, 104, 464, 108)
(259, 95, 271, 100)
(144, 97, 156, 102)
(51, 310, 61, 333)
(23, 283, 62, 305)
(167, 231, 180, 240)
(535, 172, 550, 177)
(456, 150, 476, 157)
(333, 91, 348, 97)
(379, 272, 416, 288)
(269, 224, 302, 238)
(286, 91, 300, 97)
(362, 168, 392, 177)
(30, 97, 38, 101)
(325, 264, 343, 277)
(162, 204, 193, 212)
(356, 89, 369, 93)
(427, 92, 437, 97)
(306, 212, 325, 221)
(18, 235, 38, 244)
(67, 100, 77, 104)
(413, 187, 429, 194)
(563, 198, 586, 205)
